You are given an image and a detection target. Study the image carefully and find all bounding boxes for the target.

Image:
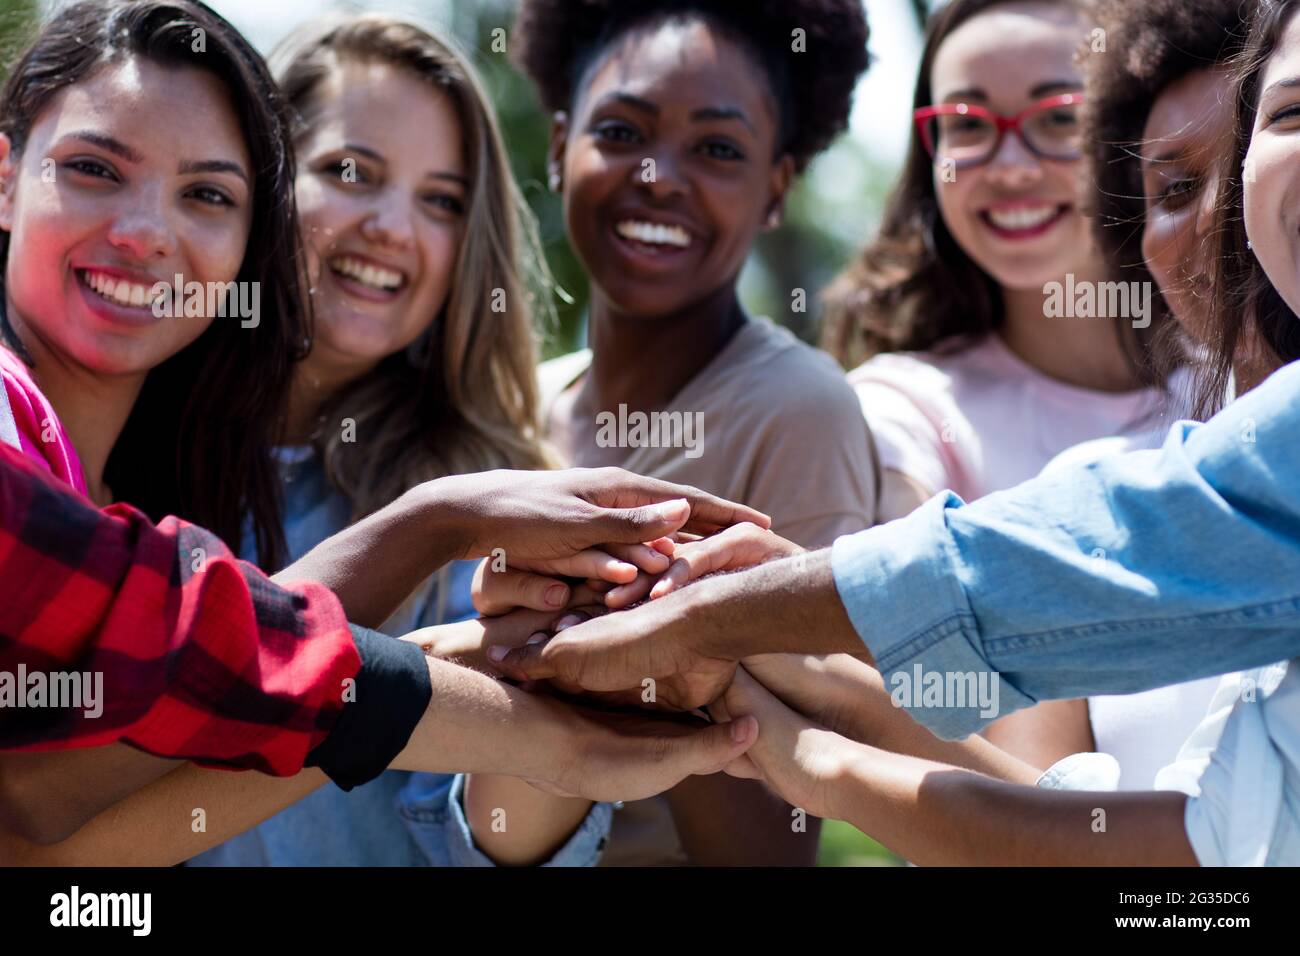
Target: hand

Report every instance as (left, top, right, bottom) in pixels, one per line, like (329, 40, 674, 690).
(438, 467, 770, 566)
(741, 653, 884, 743)
(470, 539, 675, 615)
(708, 667, 856, 821)
(604, 523, 804, 610)
(527, 697, 759, 803)
(490, 587, 738, 711)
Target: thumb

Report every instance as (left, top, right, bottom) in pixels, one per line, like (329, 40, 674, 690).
(597, 499, 692, 544)
(668, 714, 759, 779)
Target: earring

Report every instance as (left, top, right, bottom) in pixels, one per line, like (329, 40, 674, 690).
(1247, 240, 1253, 251)
(548, 171, 562, 193)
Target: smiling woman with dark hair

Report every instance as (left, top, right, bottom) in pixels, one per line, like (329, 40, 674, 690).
(512, 0, 876, 865)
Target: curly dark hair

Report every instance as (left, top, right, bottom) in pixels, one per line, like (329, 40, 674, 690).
(1083, 0, 1253, 344)
(511, 0, 871, 172)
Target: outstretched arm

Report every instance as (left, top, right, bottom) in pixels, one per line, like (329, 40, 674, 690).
(714, 668, 1195, 867)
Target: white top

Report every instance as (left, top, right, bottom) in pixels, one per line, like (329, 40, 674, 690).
(848, 333, 1180, 501)
(1041, 661, 1300, 866)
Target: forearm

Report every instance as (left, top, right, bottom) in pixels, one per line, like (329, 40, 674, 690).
(0, 745, 179, 844)
(0, 764, 326, 866)
(834, 369, 1300, 739)
(832, 745, 1196, 866)
(463, 775, 592, 866)
(666, 773, 820, 865)
(742, 654, 1039, 784)
(692, 550, 865, 661)
(276, 480, 468, 628)
(388, 657, 560, 779)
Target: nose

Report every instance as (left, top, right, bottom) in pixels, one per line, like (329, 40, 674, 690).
(105, 184, 176, 261)
(983, 129, 1044, 188)
(360, 188, 416, 249)
(635, 149, 689, 203)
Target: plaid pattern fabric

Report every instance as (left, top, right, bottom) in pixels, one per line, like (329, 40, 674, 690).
(0, 442, 360, 776)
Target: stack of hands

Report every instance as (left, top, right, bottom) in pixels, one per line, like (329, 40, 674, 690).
(404, 506, 884, 822)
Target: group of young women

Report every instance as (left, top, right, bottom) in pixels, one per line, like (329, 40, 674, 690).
(0, 0, 1292, 866)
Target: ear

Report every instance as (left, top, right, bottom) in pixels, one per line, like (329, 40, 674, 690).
(762, 154, 796, 231)
(0, 134, 16, 233)
(547, 111, 570, 194)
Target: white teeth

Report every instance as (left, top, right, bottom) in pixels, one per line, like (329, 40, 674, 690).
(82, 270, 159, 308)
(987, 206, 1060, 231)
(616, 220, 692, 249)
(329, 255, 404, 291)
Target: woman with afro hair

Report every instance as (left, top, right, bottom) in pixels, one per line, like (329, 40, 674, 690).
(512, 0, 876, 866)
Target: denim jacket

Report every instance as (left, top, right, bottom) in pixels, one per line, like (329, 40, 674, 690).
(832, 360, 1300, 865)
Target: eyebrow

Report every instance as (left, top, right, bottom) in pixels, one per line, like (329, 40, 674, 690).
(1262, 75, 1300, 99)
(64, 131, 142, 164)
(65, 130, 248, 184)
(340, 142, 467, 187)
(940, 80, 1080, 102)
(178, 159, 249, 185)
(691, 106, 755, 133)
(594, 92, 755, 133)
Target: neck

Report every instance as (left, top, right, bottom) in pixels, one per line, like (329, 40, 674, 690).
(582, 285, 747, 413)
(9, 325, 144, 507)
(284, 347, 377, 445)
(997, 272, 1143, 393)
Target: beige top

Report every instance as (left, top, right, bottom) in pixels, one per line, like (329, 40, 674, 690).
(540, 317, 878, 548)
(540, 317, 879, 866)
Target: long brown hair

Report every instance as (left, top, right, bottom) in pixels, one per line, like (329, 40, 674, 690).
(1203, 0, 1300, 417)
(0, 0, 307, 568)
(821, 0, 1167, 390)
(271, 14, 553, 523)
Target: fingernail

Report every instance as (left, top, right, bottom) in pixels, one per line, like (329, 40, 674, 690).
(553, 615, 582, 632)
(731, 719, 749, 743)
(487, 645, 509, 662)
(544, 583, 568, 607)
(653, 499, 689, 521)
(525, 631, 549, 645)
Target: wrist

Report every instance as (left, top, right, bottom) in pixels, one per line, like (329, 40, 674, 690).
(416, 475, 477, 561)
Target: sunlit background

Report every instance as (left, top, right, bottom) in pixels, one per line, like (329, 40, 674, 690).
(2, 0, 936, 865)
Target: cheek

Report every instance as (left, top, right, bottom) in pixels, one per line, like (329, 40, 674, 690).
(415, 224, 460, 309)
(296, 178, 349, 250)
(1141, 216, 1185, 293)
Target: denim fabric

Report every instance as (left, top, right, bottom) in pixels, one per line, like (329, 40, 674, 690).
(832, 359, 1300, 738)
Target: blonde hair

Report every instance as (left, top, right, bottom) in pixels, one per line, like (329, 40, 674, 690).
(271, 13, 556, 525)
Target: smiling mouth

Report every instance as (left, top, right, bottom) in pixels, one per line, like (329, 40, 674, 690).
(614, 219, 693, 250)
(78, 269, 162, 310)
(328, 255, 407, 293)
(980, 204, 1070, 238)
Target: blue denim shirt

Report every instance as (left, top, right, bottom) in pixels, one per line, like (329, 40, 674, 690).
(188, 447, 611, 866)
(832, 358, 1300, 738)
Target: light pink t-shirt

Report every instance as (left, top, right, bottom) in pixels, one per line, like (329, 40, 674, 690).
(847, 333, 1176, 501)
(0, 346, 88, 496)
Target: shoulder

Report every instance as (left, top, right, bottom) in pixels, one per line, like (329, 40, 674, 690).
(728, 319, 865, 423)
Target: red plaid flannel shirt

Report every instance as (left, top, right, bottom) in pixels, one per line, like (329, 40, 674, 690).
(0, 442, 361, 775)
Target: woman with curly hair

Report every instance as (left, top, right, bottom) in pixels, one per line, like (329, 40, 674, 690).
(822, 0, 1184, 534)
(511, 0, 876, 865)
(1016, 0, 1276, 792)
(820, 0, 1192, 771)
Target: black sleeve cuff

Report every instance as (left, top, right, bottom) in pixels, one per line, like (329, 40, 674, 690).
(304, 624, 432, 790)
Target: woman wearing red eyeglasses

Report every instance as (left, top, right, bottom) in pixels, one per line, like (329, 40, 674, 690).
(820, 0, 1191, 769)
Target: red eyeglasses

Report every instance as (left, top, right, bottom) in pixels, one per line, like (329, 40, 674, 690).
(913, 93, 1085, 170)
